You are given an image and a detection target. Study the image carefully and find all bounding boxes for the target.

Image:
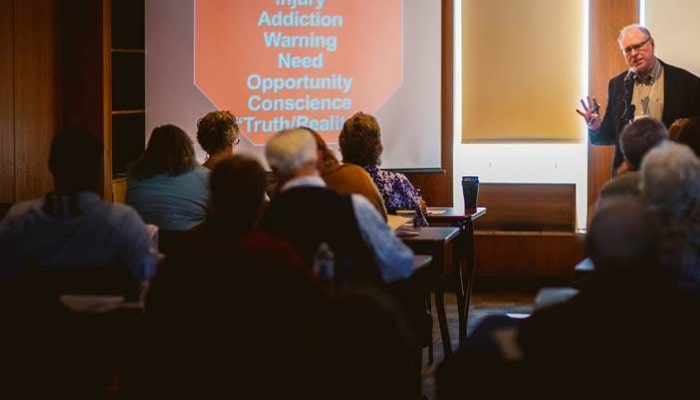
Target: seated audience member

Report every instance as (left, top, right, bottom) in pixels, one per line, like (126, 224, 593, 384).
(304, 126, 388, 219)
(142, 155, 328, 398)
(339, 112, 428, 227)
(673, 116, 700, 157)
(126, 124, 209, 233)
(260, 128, 415, 288)
(0, 126, 157, 282)
(0, 127, 158, 398)
(517, 197, 692, 395)
(438, 198, 689, 398)
(196, 109, 241, 170)
(596, 117, 668, 210)
(640, 141, 700, 294)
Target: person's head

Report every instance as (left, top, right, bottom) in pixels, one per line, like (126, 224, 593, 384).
(673, 116, 700, 158)
(641, 141, 700, 219)
(619, 117, 668, 170)
(196, 110, 240, 156)
(618, 24, 657, 77)
(338, 111, 383, 167)
(128, 124, 197, 180)
(300, 126, 340, 171)
(49, 126, 102, 193)
(308, 286, 418, 399)
(587, 197, 664, 281)
(265, 128, 318, 182)
(208, 155, 267, 232)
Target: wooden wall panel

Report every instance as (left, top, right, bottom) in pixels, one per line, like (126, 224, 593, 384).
(61, 0, 106, 196)
(474, 233, 586, 278)
(406, 171, 450, 207)
(472, 183, 581, 277)
(102, 0, 113, 201)
(475, 183, 576, 232)
(61, 0, 103, 136)
(0, 0, 15, 202)
(587, 0, 639, 218)
(13, 0, 60, 200)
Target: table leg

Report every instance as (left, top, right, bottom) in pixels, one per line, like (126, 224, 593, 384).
(460, 260, 475, 340)
(457, 218, 476, 342)
(433, 285, 452, 356)
(455, 260, 466, 342)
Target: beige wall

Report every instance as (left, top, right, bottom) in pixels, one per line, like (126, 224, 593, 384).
(645, 0, 700, 77)
(462, 0, 585, 141)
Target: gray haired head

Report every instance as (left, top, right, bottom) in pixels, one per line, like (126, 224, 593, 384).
(641, 141, 700, 218)
(265, 128, 318, 181)
(618, 24, 652, 44)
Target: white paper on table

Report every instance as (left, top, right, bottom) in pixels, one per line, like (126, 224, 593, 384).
(426, 209, 446, 215)
(387, 214, 413, 231)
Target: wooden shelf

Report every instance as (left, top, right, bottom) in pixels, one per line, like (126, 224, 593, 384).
(110, 0, 145, 178)
(112, 109, 145, 115)
(112, 49, 145, 54)
(61, 0, 145, 200)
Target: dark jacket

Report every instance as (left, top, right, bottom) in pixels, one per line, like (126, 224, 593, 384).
(260, 186, 382, 289)
(590, 60, 700, 173)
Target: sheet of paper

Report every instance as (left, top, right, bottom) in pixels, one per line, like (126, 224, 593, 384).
(387, 214, 413, 231)
(426, 209, 446, 215)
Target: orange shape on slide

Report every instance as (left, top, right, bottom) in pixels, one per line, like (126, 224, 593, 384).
(195, 0, 403, 145)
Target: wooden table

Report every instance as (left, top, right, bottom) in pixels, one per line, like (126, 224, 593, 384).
(401, 226, 460, 356)
(412, 254, 433, 273)
(425, 206, 487, 343)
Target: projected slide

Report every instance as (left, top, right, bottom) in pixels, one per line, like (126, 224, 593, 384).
(147, 0, 441, 169)
(194, 0, 403, 145)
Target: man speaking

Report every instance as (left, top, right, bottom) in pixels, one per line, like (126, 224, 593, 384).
(577, 24, 700, 175)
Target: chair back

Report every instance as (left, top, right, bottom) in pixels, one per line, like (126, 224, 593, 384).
(3, 264, 144, 398)
(158, 229, 195, 257)
(21, 264, 141, 302)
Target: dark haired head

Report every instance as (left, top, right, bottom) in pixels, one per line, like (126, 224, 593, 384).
(308, 286, 418, 399)
(338, 112, 383, 167)
(584, 197, 678, 296)
(619, 117, 668, 170)
(49, 126, 102, 193)
(208, 155, 267, 234)
(587, 198, 662, 277)
(128, 124, 197, 180)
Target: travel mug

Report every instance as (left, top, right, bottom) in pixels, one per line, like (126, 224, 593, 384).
(461, 176, 479, 213)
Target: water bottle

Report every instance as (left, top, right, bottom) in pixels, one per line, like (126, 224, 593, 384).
(313, 242, 335, 290)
